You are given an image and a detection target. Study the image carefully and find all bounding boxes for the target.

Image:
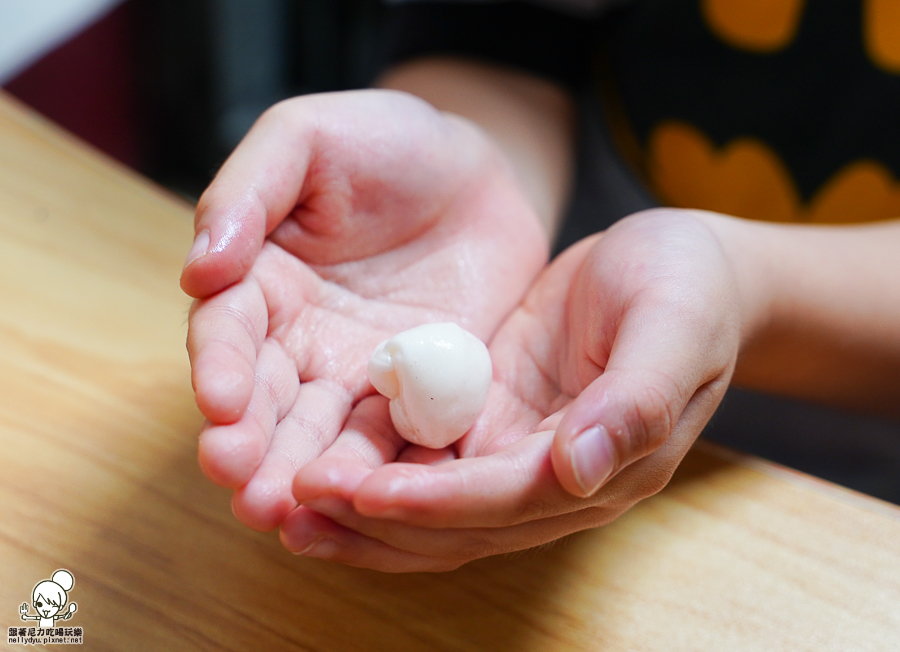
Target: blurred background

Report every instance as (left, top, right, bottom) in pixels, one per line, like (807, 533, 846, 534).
(2, 0, 387, 199)
(5, 0, 900, 505)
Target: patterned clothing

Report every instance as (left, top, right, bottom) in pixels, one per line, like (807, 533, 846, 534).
(385, 0, 900, 224)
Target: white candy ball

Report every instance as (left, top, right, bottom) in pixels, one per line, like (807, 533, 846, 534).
(367, 323, 492, 448)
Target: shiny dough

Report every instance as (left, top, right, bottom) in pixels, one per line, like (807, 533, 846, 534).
(367, 323, 492, 448)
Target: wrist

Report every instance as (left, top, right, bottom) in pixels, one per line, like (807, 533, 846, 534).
(692, 210, 777, 354)
(705, 214, 900, 414)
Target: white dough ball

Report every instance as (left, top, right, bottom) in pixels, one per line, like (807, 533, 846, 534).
(367, 323, 492, 448)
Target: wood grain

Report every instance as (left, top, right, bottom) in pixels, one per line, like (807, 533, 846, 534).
(1, 91, 899, 651)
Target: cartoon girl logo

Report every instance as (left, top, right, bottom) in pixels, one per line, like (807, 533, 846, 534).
(19, 569, 78, 628)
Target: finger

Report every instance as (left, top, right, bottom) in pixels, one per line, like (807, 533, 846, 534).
(181, 90, 465, 297)
(348, 431, 586, 529)
(231, 379, 354, 531)
(197, 339, 300, 488)
(291, 395, 406, 504)
(282, 494, 619, 571)
(395, 445, 457, 465)
(187, 275, 268, 424)
(280, 507, 460, 573)
(181, 98, 316, 298)
(552, 291, 736, 499)
(291, 415, 455, 513)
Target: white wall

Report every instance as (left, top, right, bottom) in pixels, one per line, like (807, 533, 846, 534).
(0, 0, 124, 84)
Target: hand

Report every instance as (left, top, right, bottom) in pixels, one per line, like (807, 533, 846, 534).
(284, 209, 758, 571)
(183, 90, 548, 531)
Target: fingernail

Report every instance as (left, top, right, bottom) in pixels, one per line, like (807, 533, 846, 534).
(184, 230, 210, 269)
(291, 533, 339, 559)
(295, 536, 322, 556)
(282, 519, 319, 555)
(570, 425, 616, 496)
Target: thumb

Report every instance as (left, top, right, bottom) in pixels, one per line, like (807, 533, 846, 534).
(551, 306, 735, 498)
(551, 369, 685, 498)
(180, 101, 315, 298)
(180, 188, 269, 298)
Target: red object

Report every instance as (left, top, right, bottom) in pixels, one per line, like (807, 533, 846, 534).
(4, 2, 143, 169)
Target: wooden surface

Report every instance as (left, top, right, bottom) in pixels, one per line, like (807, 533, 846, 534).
(1, 90, 900, 651)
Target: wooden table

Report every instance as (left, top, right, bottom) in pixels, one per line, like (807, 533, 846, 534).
(1, 90, 899, 651)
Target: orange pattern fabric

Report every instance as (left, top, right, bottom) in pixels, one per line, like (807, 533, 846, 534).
(648, 122, 900, 223)
(701, 0, 806, 52)
(612, 0, 900, 224)
(864, 0, 900, 73)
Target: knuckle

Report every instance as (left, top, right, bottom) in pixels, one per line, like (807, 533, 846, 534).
(617, 376, 679, 459)
(258, 97, 296, 127)
(512, 498, 561, 525)
(206, 302, 263, 351)
(633, 463, 675, 498)
(454, 531, 506, 562)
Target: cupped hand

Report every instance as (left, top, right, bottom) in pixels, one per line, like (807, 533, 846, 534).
(284, 209, 763, 571)
(184, 90, 548, 531)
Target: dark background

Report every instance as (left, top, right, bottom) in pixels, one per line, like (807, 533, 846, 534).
(4, 0, 388, 200)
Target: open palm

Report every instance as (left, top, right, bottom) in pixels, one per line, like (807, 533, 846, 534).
(184, 90, 547, 531)
(285, 210, 745, 571)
